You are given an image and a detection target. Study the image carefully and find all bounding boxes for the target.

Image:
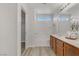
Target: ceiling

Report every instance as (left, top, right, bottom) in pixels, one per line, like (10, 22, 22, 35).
(26, 3, 67, 14)
(63, 4, 79, 15)
(25, 3, 78, 15)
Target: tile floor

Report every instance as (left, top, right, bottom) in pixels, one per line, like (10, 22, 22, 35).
(23, 47, 56, 56)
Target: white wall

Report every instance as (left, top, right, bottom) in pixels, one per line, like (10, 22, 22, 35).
(25, 6, 35, 48)
(0, 3, 17, 56)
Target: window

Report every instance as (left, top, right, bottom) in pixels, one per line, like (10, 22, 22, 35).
(59, 15, 69, 21)
(33, 14, 52, 30)
(36, 14, 52, 21)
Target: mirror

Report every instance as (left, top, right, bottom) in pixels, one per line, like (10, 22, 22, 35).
(70, 17, 79, 32)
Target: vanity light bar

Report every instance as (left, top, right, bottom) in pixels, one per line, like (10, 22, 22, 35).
(59, 3, 70, 12)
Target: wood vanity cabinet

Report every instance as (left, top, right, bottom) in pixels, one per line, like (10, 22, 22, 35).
(50, 35, 56, 53)
(64, 43, 79, 56)
(64, 43, 75, 56)
(50, 35, 53, 48)
(50, 35, 79, 56)
(56, 39, 64, 56)
(74, 48, 79, 56)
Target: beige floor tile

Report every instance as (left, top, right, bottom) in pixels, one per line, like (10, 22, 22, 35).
(24, 47, 56, 56)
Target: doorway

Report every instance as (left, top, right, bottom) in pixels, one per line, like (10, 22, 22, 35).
(21, 9, 26, 54)
(32, 14, 52, 47)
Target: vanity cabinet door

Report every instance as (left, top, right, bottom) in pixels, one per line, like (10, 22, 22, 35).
(56, 46, 64, 56)
(52, 37, 56, 53)
(56, 39, 64, 56)
(50, 35, 53, 48)
(64, 43, 79, 56)
(64, 43, 73, 56)
(50, 35, 56, 53)
(74, 48, 79, 56)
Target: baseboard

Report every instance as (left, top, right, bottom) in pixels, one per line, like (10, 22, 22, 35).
(28, 45, 50, 48)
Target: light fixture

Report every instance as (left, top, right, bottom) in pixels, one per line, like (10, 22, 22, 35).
(59, 3, 70, 12)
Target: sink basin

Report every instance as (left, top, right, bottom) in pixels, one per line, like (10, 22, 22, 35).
(65, 37, 77, 40)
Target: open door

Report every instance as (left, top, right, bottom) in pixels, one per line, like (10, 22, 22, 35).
(21, 9, 26, 54)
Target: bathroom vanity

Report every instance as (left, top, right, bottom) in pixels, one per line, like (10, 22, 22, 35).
(50, 34, 79, 56)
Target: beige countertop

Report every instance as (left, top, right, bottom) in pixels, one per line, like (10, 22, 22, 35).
(51, 34, 79, 48)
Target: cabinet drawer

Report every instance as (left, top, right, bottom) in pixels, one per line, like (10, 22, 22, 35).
(56, 39, 64, 47)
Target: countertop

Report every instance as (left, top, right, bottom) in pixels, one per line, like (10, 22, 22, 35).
(51, 34, 79, 48)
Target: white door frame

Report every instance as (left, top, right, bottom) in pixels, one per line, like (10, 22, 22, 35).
(17, 4, 28, 56)
(17, 4, 21, 56)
